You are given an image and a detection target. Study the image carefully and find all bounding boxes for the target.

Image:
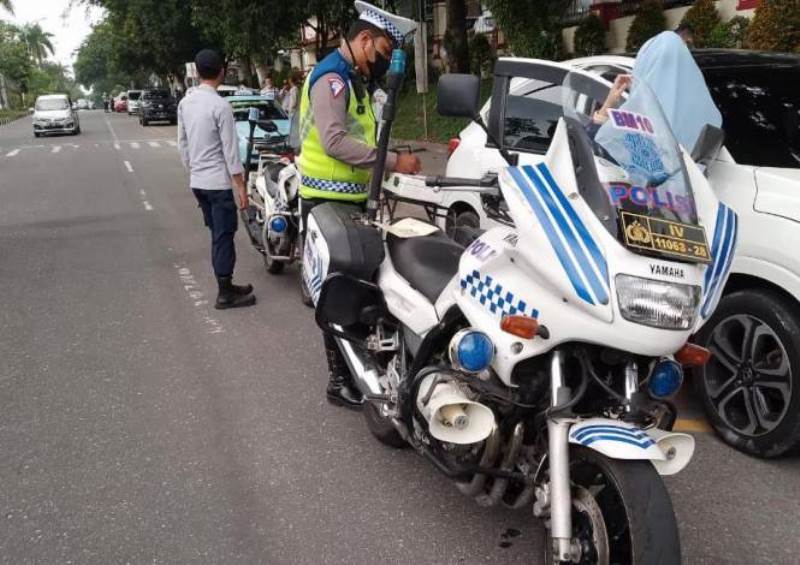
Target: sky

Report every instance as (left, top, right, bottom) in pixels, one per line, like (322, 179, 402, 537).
(0, 0, 105, 71)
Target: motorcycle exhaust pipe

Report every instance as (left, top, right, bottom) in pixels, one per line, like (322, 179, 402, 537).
(476, 422, 524, 507)
(334, 336, 383, 396)
(456, 427, 501, 497)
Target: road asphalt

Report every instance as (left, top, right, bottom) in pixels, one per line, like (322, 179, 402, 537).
(1, 111, 799, 564)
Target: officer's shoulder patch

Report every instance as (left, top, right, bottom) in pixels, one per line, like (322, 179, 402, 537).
(328, 76, 346, 98)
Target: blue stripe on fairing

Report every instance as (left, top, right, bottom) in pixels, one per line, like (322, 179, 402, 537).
(572, 426, 649, 442)
(581, 435, 656, 449)
(535, 163, 609, 285)
(704, 203, 726, 291)
(523, 165, 609, 306)
(703, 207, 737, 317)
(508, 167, 594, 305)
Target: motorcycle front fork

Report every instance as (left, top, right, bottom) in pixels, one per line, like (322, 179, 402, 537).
(546, 350, 578, 562)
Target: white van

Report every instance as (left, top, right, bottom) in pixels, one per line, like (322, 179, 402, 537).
(32, 94, 80, 137)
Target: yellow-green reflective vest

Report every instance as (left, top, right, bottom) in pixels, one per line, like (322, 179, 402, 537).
(298, 72, 377, 202)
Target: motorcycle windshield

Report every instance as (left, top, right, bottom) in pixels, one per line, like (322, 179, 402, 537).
(562, 72, 698, 228)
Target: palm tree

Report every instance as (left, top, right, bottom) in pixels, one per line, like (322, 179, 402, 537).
(0, 0, 13, 15)
(20, 23, 55, 65)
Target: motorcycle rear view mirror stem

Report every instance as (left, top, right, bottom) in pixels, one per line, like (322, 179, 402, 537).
(436, 73, 517, 167)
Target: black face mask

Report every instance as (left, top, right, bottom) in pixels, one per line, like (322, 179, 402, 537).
(367, 47, 390, 81)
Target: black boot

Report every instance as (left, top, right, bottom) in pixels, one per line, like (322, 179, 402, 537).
(215, 276, 256, 309)
(324, 335, 363, 410)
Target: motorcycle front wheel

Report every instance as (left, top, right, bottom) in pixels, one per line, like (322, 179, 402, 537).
(545, 446, 680, 565)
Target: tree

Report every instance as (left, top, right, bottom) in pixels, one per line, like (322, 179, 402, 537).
(19, 23, 55, 64)
(626, 0, 665, 52)
(574, 13, 606, 56)
(745, 0, 800, 53)
(708, 15, 750, 49)
(74, 20, 143, 94)
(0, 0, 13, 14)
(0, 21, 32, 88)
(679, 0, 721, 48)
(484, 0, 570, 59)
(444, 0, 469, 73)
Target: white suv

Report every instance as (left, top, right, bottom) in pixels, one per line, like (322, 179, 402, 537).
(387, 51, 800, 457)
(32, 94, 80, 136)
(127, 89, 143, 115)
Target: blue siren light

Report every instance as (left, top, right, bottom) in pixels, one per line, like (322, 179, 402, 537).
(649, 360, 684, 399)
(449, 329, 494, 373)
(270, 215, 288, 233)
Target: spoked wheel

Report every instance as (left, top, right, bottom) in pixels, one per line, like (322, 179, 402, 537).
(544, 446, 680, 565)
(695, 290, 800, 457)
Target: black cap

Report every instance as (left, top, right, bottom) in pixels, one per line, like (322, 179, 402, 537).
(195, 49, 224, 80)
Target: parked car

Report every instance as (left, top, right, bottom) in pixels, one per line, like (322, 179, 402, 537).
(114, 95, 128, 113)
(139, 89, 177, 125)
(388, 50, 800, 457)
(126, 89, 143, 115)
(32, 94, 80, 137)
(227, 95, 290, 166)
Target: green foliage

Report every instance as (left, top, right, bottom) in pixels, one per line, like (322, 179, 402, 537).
(0, 21, 30, 85)
(708, 15, 750, 48)
(393, 78, 493, 142)
(484, 0, 571, 59)
(746, 0, 800, 53)
(19, 23, 55, 64)
(679, 0, 721, 48)
(626, 0, 666, 51)
(469, 33, 494, 77)
(574, 13, 606, 56)
(74, 20, 146, 94)
(0, 0, 13, 14)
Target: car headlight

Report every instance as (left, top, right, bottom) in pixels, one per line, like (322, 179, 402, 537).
(615, 274, 700, 330)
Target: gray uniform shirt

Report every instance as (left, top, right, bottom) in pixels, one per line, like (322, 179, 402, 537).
(310, 68, 397, 171)
(177, 83, 244, 190)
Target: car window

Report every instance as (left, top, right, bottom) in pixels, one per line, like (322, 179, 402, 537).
(705, 67, 800, 168)
(144, 90, 170, 99)
(35, 98, 69, 111)
(128, 91, 141, 100)
(229, 100, 287, 122)
(503, 77, 597, 153)
(583, 64, 630, 84)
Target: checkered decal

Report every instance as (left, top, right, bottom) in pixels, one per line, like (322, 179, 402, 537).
(360, 9, 404, 45)
(301, 176, 367, 194)
(460, 270, 538, 318)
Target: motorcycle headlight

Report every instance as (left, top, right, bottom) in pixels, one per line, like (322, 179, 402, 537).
(615, 274, 700, 330)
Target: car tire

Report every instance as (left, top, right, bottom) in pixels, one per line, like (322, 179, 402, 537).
(141, 118, 148, 127)
(694, 289, 800, 457)
(34, 132, 40, 138)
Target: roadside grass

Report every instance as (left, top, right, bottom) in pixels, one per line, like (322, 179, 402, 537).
(0, 109, 29, 124)
(392, 80, 493, 143)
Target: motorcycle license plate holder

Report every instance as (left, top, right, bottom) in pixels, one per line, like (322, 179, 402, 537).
(620, 211, 711, 264)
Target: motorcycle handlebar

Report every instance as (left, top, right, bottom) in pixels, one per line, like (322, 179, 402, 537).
(424, 174, 498, 189)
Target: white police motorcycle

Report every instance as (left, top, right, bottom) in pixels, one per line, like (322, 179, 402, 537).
(241, 107, 301, 275)
(303, 64, 736, 563)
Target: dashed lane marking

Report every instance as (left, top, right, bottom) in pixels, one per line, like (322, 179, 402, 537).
(142, 200, 154, 211)
(51, 145, 61, 153)
(124, 160, 134, 173)
(166, 140, 177, 147)
(148, 141, 160, 148)
(130, 142, 140, 149)
(5, 149, 20, 157)
(113, 142, 120, 150)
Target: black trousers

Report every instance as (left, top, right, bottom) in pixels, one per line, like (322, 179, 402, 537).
(193, 188, 238, 278)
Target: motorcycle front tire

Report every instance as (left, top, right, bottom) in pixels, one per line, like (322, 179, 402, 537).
(545, 446, 680, 565)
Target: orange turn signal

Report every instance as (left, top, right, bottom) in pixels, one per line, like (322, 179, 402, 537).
(501, 315, 539, 339)
(674, 343, 711, 367)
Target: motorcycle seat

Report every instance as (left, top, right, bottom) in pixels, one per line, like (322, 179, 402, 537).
(387, 229, 464, 303)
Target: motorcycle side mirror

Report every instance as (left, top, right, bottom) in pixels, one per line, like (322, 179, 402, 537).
(690, 124, 725, 167)
(436, 73, 517, 166)
(247, 107, 259, 123)
(256, 120, 278, 133)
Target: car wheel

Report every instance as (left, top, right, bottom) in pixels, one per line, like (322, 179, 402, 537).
(694, 289, 800, 457)
(141, 119, 148, 126)
(34, 132, 40, 138)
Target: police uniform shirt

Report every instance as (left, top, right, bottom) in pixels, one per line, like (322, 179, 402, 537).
(309, 48, 397, 172)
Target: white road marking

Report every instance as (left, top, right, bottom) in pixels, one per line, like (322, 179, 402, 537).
(174, 264, 224, 334)
(113, 143, 120, 150)
(51, 145, 61, 154)
(148, 141, 160, 148)
(130, 142, 140, 149)
(139, 189, 147, 196)
(142, 200, 154, 211)
(124, 160, 134, 173)
(166, 140, 177, 147)
(104, 115, 120, 143)
(5, 149, 20, 157)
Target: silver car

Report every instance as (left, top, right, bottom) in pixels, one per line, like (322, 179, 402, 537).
(32, 94, 80, 137)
